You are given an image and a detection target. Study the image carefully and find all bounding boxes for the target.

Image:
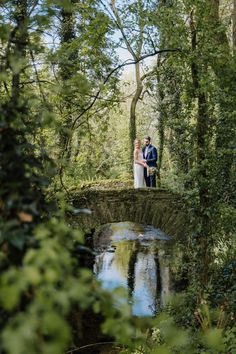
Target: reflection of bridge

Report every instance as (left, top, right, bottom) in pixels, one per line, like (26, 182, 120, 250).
(70, 187, 187, 238)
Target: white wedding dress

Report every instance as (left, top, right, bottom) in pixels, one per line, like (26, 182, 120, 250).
(134, 151, 146, 188)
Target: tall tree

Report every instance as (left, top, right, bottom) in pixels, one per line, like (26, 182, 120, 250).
(110, 0, 146, 171)
(206, 0, 236, 202)
(0, 0, 47, 262)
(58, 0, 77, 160)
(149, 0, 236, 287)
(53, 0, 121, 185)
(233, 0, 236, 48)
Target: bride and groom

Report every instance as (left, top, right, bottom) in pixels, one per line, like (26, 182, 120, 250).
(133, 136, 158, 189)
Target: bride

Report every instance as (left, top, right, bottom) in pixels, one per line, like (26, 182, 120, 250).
(133, 138, 147, 188)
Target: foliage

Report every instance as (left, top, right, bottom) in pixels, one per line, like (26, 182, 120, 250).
(121, 311, 235, 354)
(0, 216, 147, 353)
(0, 0, 236, 353)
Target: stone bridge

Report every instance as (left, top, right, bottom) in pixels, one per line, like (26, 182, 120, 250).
(69, 187, 188, 238)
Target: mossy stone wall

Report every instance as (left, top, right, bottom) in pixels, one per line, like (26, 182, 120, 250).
(69, 188, 187, 238)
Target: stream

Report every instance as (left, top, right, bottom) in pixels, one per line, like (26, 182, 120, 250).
(93, 222, 171, 317)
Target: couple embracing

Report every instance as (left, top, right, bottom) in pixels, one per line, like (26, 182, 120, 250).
(133, 136, 158, 189)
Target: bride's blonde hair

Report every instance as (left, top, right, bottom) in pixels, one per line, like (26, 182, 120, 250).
(134, 138, 141, 146)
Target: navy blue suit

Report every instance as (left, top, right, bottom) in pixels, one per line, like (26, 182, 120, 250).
(142, 144, 158, 187)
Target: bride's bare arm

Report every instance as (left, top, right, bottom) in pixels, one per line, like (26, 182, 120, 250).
(134, 149, 145, 166)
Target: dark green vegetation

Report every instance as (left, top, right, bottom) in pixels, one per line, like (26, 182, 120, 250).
(0, 0, 236, 353)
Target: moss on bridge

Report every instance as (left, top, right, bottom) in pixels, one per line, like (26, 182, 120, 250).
(68, 183, 188, 239)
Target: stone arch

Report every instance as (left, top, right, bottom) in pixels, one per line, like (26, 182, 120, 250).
(69, 188, 187, 238)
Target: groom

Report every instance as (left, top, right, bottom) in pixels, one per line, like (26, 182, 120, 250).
(142, 136, 158, 188)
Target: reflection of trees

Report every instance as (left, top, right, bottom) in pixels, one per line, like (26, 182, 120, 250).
(94, 221, 171, 316)
(154, 248, 161, 314)
(158, 249, 170, 308)
(127, 242, 140, 297)
(134, 250, 158, 314)
(113, 241, 136, 278)
(94, 252, 114, 275)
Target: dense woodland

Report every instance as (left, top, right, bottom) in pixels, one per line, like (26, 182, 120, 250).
(0, 0, 236, 353)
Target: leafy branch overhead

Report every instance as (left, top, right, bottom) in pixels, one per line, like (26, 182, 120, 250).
(0, 0, 236, 353)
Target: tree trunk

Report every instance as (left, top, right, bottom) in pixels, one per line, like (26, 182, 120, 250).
(59, 0, 77, 160)
(60, 1, 76, 81)
(11, 0, 28, 109)
(110, 0, 144, 174)
(190, 12, 212, 287)
(129, 62, 143, 172)
(157, 86, 165, 187)
(0, 0, 43, 263)
(207, 0, 236, 202)
(233, 0, 236, 49)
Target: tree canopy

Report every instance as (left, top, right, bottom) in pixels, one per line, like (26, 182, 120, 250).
(0, 0, 236, 353)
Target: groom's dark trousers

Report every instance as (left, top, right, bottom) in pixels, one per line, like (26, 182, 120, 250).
(143, 144, 158, 188)
(144, 167, 157, 187)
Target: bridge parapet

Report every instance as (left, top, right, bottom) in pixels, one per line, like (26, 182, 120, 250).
(69, 187, 187, 238)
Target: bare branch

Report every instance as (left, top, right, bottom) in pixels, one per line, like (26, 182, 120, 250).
(28, 0, 39, 16)
(19, 79, 53, 86)
(58, 46, 180, 185)
(141, 68, 157, 82)
(3, 81, 10, 97)
(100, 0, 138, 60)
(63, 47, 180, 154)
(30, 49, 47, 103)
(139, 89, 151, 100)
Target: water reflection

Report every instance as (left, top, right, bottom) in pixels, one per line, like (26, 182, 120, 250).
(94, 222, 171, 316)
